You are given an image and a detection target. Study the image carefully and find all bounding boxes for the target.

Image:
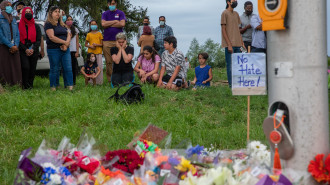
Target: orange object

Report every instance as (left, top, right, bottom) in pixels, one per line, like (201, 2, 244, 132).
(258, 0, 288, 31)
(273, 147, 282, 170)
(270, 130, 282, 144)
(273, 112, 285, 129)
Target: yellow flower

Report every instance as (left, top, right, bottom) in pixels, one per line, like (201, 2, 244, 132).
(175, 157, 191, 172)
(94, 171, 111, 185)
(175, 157, 197, 175)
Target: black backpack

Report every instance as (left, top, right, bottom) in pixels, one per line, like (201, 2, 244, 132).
(109, 82, 144, 104)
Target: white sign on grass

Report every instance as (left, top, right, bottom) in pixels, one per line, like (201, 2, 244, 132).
(232, 53, 267, 95)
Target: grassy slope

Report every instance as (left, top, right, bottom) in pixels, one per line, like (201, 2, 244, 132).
(1, 68, 269, 184)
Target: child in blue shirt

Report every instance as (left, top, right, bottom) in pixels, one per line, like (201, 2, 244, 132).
(191, 52, 213, 89)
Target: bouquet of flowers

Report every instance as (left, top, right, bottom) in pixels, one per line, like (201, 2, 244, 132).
(247, 141, 271, 167)
(95, 166, 132, 185)
(128, 124, 169, 149)
(135, 140, 161, 158)
(104, 149, 144, 174)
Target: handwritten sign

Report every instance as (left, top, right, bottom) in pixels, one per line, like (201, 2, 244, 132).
(232, 53, 267, 95)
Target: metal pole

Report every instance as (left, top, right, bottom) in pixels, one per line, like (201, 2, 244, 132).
(267, 0, 329, 184)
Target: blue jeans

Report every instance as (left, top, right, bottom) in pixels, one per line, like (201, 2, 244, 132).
(47, 48, 73, 87)
(225, 47, 241, 88)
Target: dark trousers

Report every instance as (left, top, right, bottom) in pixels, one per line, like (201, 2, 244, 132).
(225, 47, 241, 88)
(251, 46, 266, 54)
(111, 71, 134, 87)
(70, 52, 78, 85)
(243, 41, 252, 51)
(20, 52, 38, 89)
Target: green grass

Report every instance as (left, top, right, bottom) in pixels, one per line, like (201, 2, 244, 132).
(0, 68, 269, 184)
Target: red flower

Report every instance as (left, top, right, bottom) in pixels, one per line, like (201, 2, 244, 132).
(63, 156, 78, 173)
(104, 149, 144, 174)
(308, 154, 328, 183)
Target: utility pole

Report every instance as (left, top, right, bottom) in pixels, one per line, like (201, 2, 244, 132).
(266, 0, 329, 184)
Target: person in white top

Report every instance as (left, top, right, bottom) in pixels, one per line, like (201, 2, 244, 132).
(250, 14, 266, 53)
(66, 15, 80, 85)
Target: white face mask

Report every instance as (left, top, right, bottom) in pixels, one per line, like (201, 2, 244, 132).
(90, 57, 96, 62)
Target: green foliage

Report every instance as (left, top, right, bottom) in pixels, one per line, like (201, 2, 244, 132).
(0, 69, 270, 184)
(186, 38, 200, 67)
(79, 35, 88, 61)
(186, 38, 226, 68)
(328, 73, 330, 89)
(30, 0, 147, 45)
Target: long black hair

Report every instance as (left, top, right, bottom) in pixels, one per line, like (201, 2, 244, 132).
(138, 45, 159, 63)
(86, 53, 97, 65)
(66, 15, 76, 38)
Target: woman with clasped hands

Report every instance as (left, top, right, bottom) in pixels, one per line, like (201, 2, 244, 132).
(18, 7, 42, 89)
(0, 1, 22, 86)
(44, 6, 73, 91)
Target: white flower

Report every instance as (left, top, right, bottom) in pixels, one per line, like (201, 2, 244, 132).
(49, 174, 62, 184)
(249, 150, 271, 166)
(248, 141, 267, 154)
(233, 159, 246, 175)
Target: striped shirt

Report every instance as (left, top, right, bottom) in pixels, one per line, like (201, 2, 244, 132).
(154, 25, 174, 49)
(161, 49, 185, 78)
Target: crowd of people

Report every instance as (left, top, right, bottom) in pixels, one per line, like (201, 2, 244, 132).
(221, 0, 266, 87)
(0, 0, 265, 91)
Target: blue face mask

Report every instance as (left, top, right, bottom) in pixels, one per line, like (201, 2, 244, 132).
(109, 5, 116, 11)
(160, 21, 165, 26)
(62, 15, 67, 22)
(5, 6, 13, 14)
(91, 25, 98, 31)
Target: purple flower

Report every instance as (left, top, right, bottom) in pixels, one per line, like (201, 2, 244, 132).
(168, 157, 180, 166)
(186, 145, 204, 158)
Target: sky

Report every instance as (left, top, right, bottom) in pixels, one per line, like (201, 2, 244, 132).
(130, 0, 330, 57)
(129, 0, 257, 56)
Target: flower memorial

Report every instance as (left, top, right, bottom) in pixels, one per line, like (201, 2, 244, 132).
(13, 125, 307, 185)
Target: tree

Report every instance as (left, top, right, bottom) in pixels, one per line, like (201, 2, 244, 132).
(26, 0, 146, 43)
(186, 38, 225, 68)
(186, 38, 200, 67)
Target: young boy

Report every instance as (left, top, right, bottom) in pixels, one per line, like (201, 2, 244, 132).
(191, 52, 213, 90)
(157, 36, 185, 91)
